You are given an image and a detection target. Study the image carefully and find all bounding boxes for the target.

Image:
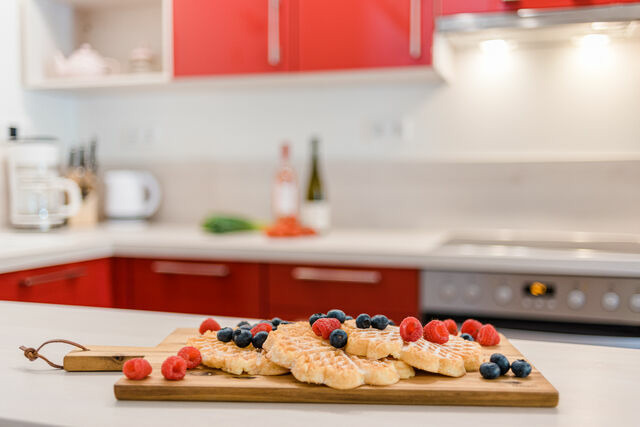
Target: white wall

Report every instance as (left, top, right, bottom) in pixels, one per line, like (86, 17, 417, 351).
(0, 0, 78, 225)
(75, 39, 640, 164)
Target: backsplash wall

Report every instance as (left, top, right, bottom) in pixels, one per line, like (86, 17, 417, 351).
(87, 39, 640, 232)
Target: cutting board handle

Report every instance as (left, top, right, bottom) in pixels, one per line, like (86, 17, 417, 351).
(19, 339, 89, 369)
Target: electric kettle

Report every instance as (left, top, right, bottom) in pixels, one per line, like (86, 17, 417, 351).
(103, 170, 161, 220)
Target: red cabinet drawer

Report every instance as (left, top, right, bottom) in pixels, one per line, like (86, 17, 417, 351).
(296, 0, 433, 71)
(266, 264, 419, 322)
(0, 259, 112, 308)
(126, 258, 264, 317)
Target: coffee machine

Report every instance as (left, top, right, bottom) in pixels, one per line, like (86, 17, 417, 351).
(5, 136, 81, 231)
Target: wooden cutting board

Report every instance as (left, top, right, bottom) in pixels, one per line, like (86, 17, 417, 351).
(64, 328, 559, 407)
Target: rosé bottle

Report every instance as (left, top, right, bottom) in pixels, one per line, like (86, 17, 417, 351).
(272, 143, 299, 221)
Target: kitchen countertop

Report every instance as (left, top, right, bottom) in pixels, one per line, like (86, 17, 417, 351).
(3, 223, 640, 276)
(2, 301, 638, 427)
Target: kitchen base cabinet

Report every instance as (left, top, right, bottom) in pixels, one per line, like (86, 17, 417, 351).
(266, 263, 419, 322)
(0, 258, 112, 308)
(125, 258, 264, 318)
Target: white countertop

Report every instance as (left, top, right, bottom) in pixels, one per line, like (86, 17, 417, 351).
(3, 223, 640, 276)
(2, 301, 638, 427)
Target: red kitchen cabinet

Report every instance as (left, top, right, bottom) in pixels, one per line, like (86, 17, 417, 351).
(266, 263, 419, 322)
(296, 0, 433, 71)
(173, 0, 293, 76)
(438, 1, 633, 16)
(0, 259, 112, 307)
(125, 258, 264, 317)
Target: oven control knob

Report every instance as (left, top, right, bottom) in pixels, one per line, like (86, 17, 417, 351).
(464, 283, 481, 303)
(439, 283, 457, 302)
(630, 294, 640, 313)
(567, 289, 586, 310)
(601, 292, 620, 312)
(494, 285, 513, 306)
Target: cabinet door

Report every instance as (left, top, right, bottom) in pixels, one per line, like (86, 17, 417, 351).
(0, 259, 112, 307)
(266, 264, 419, 322)
(127, 258, 264, 317)
(173, 0, 292, 76)
(296, 0, 433, 71)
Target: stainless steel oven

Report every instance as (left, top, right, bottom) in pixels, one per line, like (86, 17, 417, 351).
(420, 270, 640, 348)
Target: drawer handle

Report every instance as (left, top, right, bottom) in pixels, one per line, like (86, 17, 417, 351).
(151, 261, 230, 278)
(267, 0, 281, 66)
(409, 0, 422, 59)
(291, 267, 381, 284)
(19, 267, 87, 287)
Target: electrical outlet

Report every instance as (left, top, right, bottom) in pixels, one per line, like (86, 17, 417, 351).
(362, 118, 412, 144)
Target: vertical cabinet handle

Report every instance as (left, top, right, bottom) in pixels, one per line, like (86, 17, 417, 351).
(409, 0, 422, 59)
(267, 0, 281, 66)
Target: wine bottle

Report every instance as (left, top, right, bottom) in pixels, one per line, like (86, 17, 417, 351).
(272, 142, 299, 221)
(302, 136, 330, 232)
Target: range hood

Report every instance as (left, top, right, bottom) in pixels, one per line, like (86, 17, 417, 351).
(437, 3, 640, 46)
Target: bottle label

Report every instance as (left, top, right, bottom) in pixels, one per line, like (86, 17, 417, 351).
(274, 182, 298, 216)
(301, 201, 331, 232)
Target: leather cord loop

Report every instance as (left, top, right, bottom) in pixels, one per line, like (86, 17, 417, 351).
(19, 339, 89, 369)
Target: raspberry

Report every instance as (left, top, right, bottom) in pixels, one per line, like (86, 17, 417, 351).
(250, 322, 273, 336)
(399, 317, 422, 342)
(477, 324, 500, 346)
(122, 358, 152, 380)
(423, 320, 449, 344)
(461, 318, 482, 339)
(177, 346, 202, 369)
(311, 317, 341, 339)
(199, 318, 221, 334)
(443, 319, 458, 335)
(161, 355, 187, 380)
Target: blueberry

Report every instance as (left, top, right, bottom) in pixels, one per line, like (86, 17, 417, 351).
(490, 353, 510, 375)
(309, 313, 326, 326)
(280, 320, 292, 325)
(233, 329, 253, 348)
(233, 328, 243, 338)
(371, 314, 389, 330)
(237, 321, 251, 328)
(511, 359, 532, 378)
(460, 333, 474, 341)
(252, 331, 269, 349)
(327, 309, 346, 323)
(271, 317, 282, 327)
(329, 329, 348, 348)
(217, 327, 233, 342)
(345, 316, 353, 321)
(480, 362, 501, 379)
(355, 313, 371, 329)
(389, 320, 396, 326)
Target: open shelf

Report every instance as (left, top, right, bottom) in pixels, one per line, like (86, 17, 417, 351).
(21, 0, 173, 90)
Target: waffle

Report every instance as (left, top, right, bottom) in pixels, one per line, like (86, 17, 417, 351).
(187, 331, 288, 376)
(342, 320, 479, 377)
(442, 335, 482, 371)
(263, 322, 415, 389)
